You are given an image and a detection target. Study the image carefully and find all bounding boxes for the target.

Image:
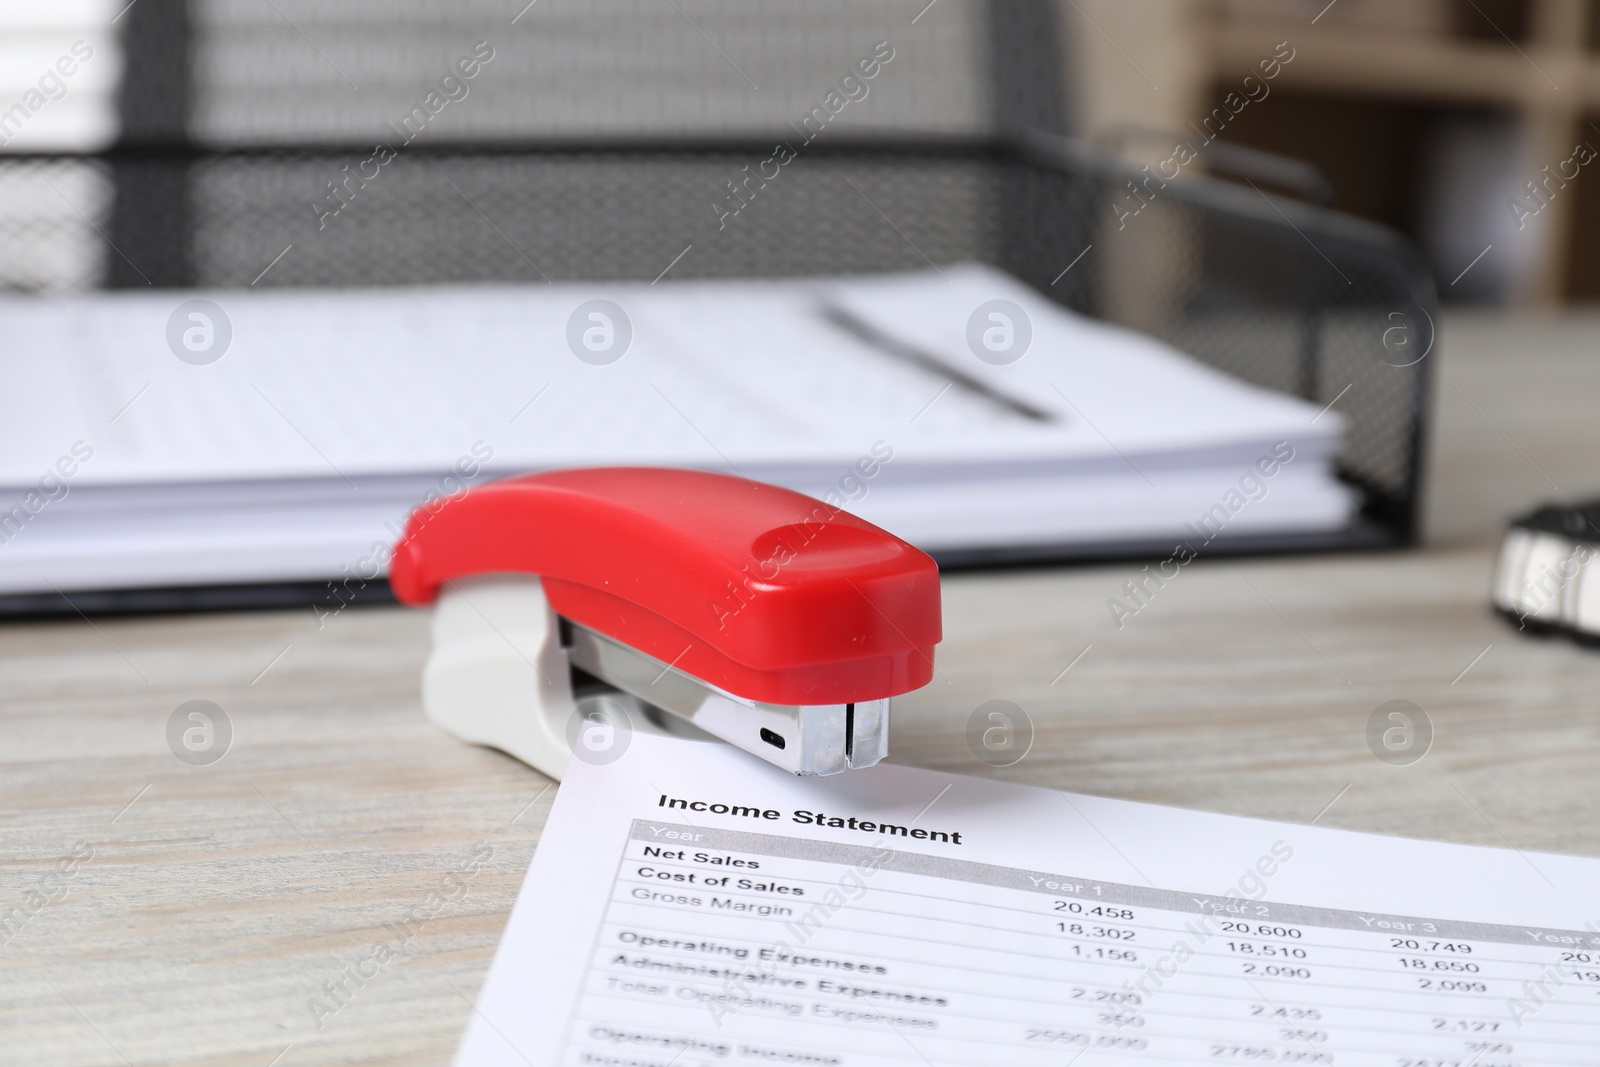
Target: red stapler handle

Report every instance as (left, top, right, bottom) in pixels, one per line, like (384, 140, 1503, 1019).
(389, 467, 941, 778)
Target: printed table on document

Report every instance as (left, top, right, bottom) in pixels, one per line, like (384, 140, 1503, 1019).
(555, 820, 1600, 1066)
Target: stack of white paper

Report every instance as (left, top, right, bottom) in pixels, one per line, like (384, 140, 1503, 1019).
(0, 263, 1352, 596)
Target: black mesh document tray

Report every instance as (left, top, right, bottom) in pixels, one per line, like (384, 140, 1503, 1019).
(0, 131, 1434, 613)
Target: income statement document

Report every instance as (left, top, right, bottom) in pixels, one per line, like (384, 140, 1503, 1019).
(457, 732, 1600, 1066)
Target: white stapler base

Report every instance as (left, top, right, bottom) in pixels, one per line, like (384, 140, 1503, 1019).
(422, 575, 584, 781)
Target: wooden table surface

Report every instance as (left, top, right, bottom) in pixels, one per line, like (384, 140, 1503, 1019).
(5, 310, 1600, 1066)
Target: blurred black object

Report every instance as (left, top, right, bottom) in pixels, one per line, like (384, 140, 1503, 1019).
(1491, 501, 1600, 641)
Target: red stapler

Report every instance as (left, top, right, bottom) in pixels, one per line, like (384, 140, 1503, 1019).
(388, 467, 941, 780)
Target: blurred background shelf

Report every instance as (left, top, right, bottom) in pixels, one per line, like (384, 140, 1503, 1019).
(1075, 0, 1600, 307)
